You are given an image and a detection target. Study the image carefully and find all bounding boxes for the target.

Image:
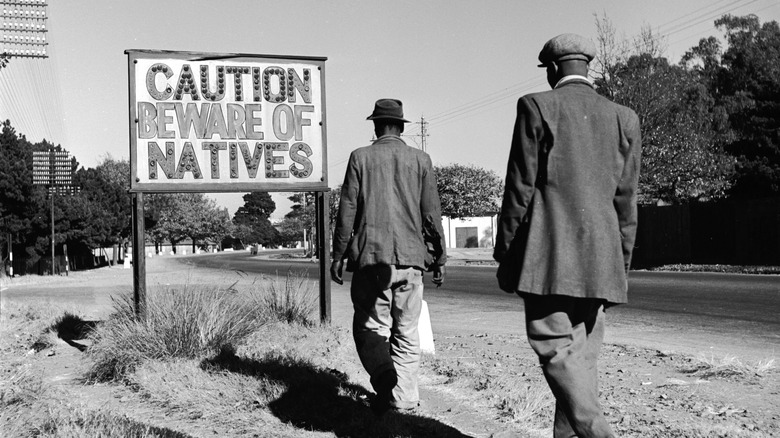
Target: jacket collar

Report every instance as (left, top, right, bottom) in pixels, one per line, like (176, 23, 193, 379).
(554, 75, 595, 89)
(372, 134, 406, 144)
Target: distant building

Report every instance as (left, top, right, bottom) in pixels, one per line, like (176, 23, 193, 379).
(442, 216, 497, 249)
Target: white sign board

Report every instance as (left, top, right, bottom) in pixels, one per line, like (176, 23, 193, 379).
(127, 50, 327, 193)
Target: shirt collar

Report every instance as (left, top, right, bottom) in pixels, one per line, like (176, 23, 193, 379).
(373, 134, 405, 143)
(554, 75, 595, 89)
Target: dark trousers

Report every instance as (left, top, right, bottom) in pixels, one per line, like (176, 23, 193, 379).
(522, 294, 615, 438)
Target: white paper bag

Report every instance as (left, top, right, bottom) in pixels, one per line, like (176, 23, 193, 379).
(419, 300, 435, 355)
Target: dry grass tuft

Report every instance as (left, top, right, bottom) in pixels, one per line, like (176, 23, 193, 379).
(495, 381, 552, 424)
(258, 270, 318, 326)
(85, 282, 270, 382)
(680, 353, 777, 379)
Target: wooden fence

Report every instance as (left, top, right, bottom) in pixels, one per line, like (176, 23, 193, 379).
(632, 199, 780, 267)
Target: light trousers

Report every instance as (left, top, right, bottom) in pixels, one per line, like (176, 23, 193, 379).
(351, 265, 423, 409)
(523, 294, 615, 438)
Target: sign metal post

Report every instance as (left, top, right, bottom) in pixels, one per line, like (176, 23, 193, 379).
(132, 192, 146, 319)
(315, 190, 331, 323)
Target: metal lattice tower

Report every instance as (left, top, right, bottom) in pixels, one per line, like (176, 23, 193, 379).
(1, 0, 48, 62)
(32, 149, 76, 194)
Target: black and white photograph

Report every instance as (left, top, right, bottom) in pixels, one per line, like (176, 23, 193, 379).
(1, 1, 779, 437)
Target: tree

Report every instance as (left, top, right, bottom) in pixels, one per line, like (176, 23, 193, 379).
(1, 120, 35, 270)
(593, 15, 735, 204)
(232, 192, 279, 246)
(683, 15, 780, 198)
(275, 215, 307, 247)
(287, 188, 341, 240)
(434, 164, 503, 218)
(66, 157, 132, 250)
(146, 193, 213, 253)
(0, 120, 77, 271)
(329, 184, 341, 235)
(283, 192, 316, 252)
(188, 201, 232, 253)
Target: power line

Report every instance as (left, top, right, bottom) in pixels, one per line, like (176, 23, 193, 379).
(654, 0, 735, 33)
(414, 0, 772, 138)
(668, 0, 777, 48)
(661, 0, 761, 37)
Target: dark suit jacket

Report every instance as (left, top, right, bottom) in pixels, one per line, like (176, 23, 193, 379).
(332, 135, 447, 272)
(494, 79, 641, 304)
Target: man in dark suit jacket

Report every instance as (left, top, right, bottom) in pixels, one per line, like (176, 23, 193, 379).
(494, 34, 641, 437)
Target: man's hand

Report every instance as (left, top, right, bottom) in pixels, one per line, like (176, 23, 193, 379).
(330, 259, 344, 285)
(431, 265, 445, 287)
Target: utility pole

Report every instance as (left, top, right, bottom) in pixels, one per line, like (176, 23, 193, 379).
(417, 116, 428, 153)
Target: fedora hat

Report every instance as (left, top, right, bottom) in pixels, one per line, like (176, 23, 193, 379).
(366, 98, 411, 123)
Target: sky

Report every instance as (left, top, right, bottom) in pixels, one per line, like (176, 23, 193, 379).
(1, 0, 778, 220)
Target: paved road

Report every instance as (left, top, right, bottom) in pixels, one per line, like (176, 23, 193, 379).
(185, 251, 780, 360)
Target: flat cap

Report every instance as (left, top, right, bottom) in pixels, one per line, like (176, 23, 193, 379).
(538, 33, 597, 67)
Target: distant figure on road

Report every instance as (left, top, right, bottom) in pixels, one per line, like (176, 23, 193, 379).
(331, 98, 447, 415)
(494, 34, 641, 437)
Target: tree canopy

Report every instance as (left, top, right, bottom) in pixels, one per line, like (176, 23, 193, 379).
(232, 192, 279, 246)
(0, 120, 76, 269)
(684, 14, 780, 198)
(434, 164, 503, 218)
(593, 15, 742, 204)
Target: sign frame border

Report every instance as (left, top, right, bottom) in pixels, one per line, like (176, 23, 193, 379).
(126, 49, 329, 194)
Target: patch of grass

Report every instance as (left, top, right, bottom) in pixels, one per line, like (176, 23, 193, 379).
(85, 283, 270, 382)
(3, 398, 193, 438)
(425, 354, 553, 434)
(648, 264, 780, 275)
(495, 380, 552, 424)
(0, 363, 44, 412)
(1, 363, 186, 438)
(259, 270, 318, 326)
(679, 353, 777, 379)
(0, 302, 81, 355)
(129, 358, 284, 431)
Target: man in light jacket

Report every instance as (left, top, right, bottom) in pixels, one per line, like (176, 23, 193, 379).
(494, 34, 641, 438)
(331, 98, 446, 415)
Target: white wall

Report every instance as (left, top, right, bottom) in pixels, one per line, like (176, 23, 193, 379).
(442, 216, 497, 249)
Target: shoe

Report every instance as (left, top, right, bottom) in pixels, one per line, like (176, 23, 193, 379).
(370, 370, 397, 416)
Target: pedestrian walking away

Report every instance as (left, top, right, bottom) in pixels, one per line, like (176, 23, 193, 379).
(493, 33, 642, 438)
(330, 98, 447, 415)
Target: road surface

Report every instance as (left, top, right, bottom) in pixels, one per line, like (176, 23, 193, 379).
(185, 251, 780, 360)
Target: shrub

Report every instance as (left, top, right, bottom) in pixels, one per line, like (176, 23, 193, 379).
(86, 283, 269, 382)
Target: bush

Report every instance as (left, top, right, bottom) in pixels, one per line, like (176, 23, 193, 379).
(260, 270, 318, 326)
(86, 283, 269, 382)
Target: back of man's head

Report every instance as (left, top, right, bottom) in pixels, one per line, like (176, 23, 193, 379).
(374, 120, 404, 137)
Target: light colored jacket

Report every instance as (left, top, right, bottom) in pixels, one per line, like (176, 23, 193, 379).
(333, 135, 447, 271)
(494, 79, 641, 304)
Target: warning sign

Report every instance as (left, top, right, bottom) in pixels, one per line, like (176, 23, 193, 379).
(126, 50, 327, 193)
